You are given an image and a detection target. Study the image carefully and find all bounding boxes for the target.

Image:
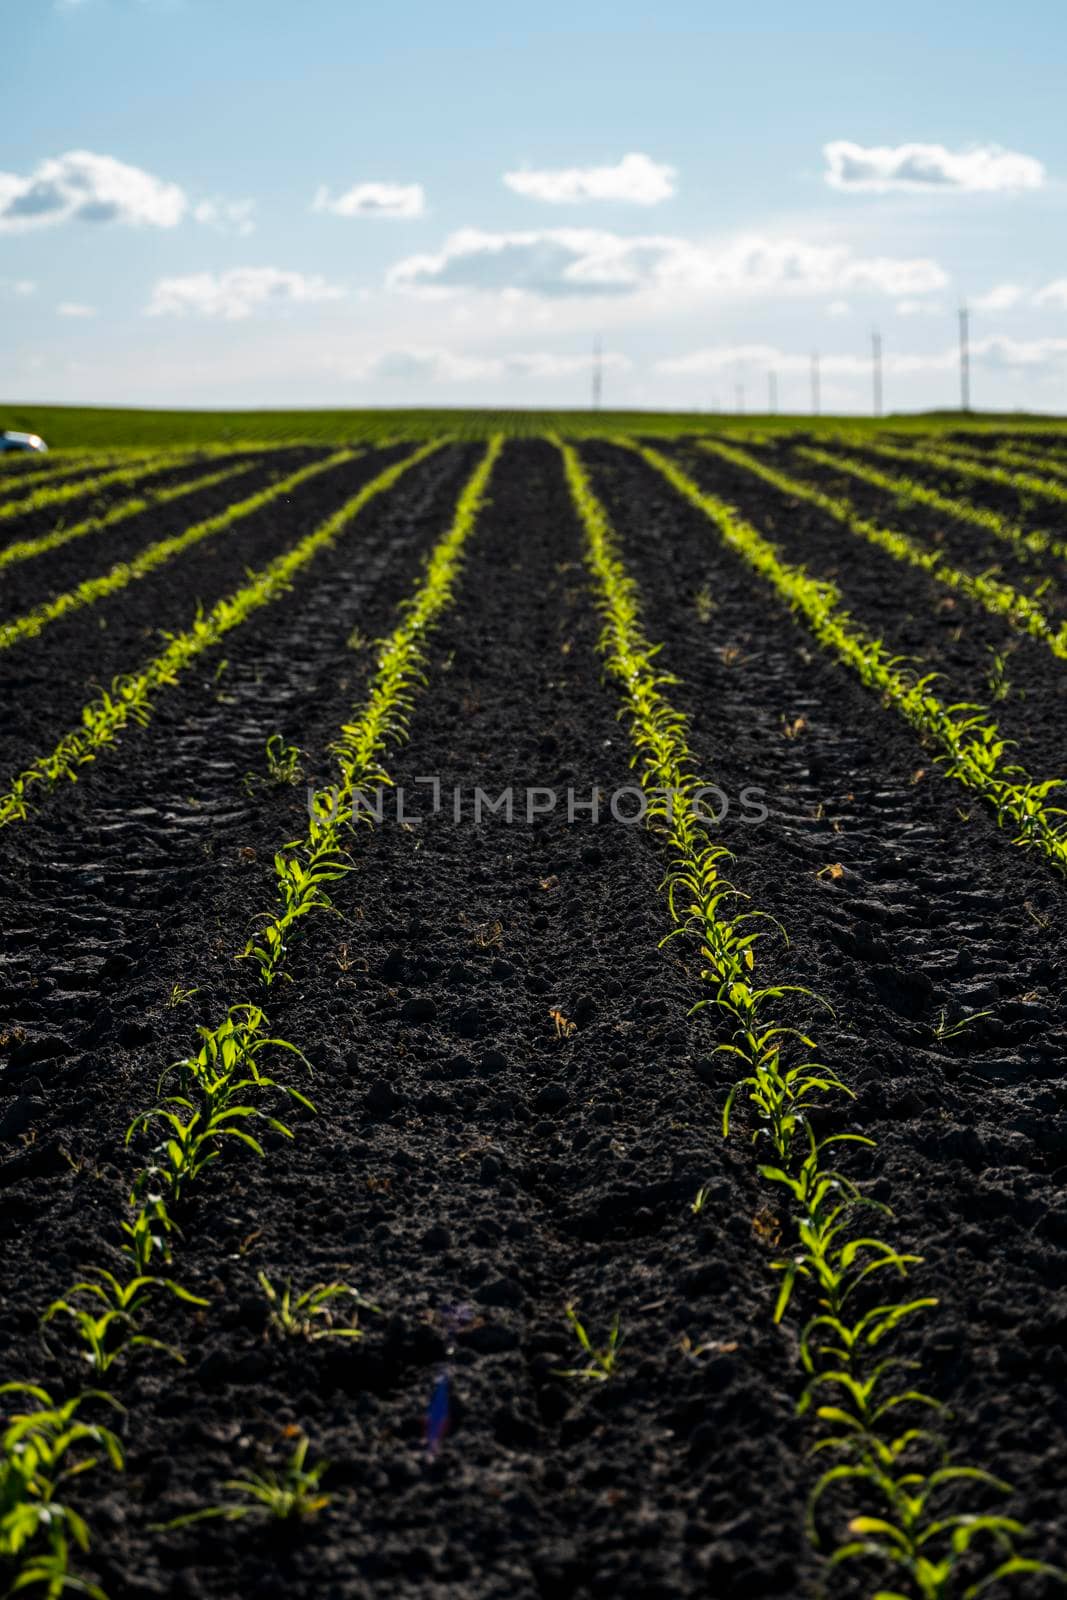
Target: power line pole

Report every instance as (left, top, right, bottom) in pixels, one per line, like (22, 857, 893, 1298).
(811, 351, 821, 416)
(959, 306, 971, 412)
(872, 328, 883, 417)
(768, 371, 778, 414)
(592, 335, 603, 412)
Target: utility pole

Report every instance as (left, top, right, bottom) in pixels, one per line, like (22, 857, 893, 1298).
(768, 371, 778, 414)
(592, 335, 603, 412)
(735, 382, 745, 414)
(811, 351, 821, 416)
(959, 306, 971, 412)
(872, 329, 883, 417)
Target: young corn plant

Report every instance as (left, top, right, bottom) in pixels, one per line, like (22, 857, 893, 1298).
(41, 1268, 206, 1374)
(0, 1383, 123, 1600)
(126, 1006, 313, 1206)
(240, 800, 354, 987)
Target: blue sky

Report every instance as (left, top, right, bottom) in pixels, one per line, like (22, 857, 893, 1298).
(2, 0, 1065, 413)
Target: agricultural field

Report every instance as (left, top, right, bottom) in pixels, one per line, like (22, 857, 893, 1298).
(2, 413, 1067, 1600)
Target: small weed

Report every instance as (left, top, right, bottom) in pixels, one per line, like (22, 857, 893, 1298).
(933, 1007, 993, 1042)
(549, 1008, 576, 1039)
(244, 733, 303, 795)
(556, 1305, 623, 1382)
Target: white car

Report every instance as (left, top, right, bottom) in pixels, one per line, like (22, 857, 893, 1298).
(0, 430, 49, 453)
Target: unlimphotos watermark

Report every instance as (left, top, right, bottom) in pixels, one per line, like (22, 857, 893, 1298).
(307, 778, 769, 827)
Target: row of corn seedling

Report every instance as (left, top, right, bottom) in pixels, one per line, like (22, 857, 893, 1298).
(0, 443, 443, 826)
(0, 449, 359, 653)
(0, 454, 266, 575)
(0, 450, 222, 525)
(240, 434, 504, 988)
(0, 1001, 325, 1595)
(629, 441, 1067, 877)
(2, 438, 502, 1590)
(0, 450, 165, 500)
(557, 434, 1060, 1598)
(1, 444, 482, 1587)
(845, 435, 1067, 512)
(698, 439, 1067, 661)
(926, 436, 1067, 485)
(796, 445, 1067, 568)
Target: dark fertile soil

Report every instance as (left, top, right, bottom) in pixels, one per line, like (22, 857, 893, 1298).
(0, 437, 1065, 1599)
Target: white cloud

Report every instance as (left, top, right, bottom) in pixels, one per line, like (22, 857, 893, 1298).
(971, 283, 1025, 311)
(193, 197, 256, 235)
(824, 140, 1045, 193)
(508, 350, 631, 379)
(0, 150, 186, 231)
(1034, 279, 1067, 308)
(973, 333, 1067, 369)
(658, 336, 1067, 381)
(826, 299, 851, 317)
(0, 278, 35, 297)
(895, 299, 943, 316)
(389, 227, 947, 302)
(351, 345, 632, 384)
(57, 301, 97, 317)
(357, 346, 501, 382)
(503, 152, 676, 206)
(145, 267, 346, 320)
(312, 182, 425, 219)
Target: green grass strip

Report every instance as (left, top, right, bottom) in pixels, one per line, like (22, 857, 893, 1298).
(558, 434, 1061, 1599)
(241, 434, 504, 988)
(857, 435, 1067, 510)
(699, 438, 1067, 661)
(0, 450, 355, 653)
(0, 456, 266, 574)
(0, 441, 442, 826)
(797, 444, 1067, 566)
(631, 441, 1067, 876)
